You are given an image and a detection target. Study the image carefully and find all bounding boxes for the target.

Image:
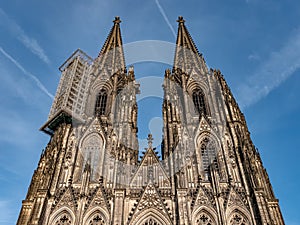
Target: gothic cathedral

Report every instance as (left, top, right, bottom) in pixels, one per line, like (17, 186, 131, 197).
(17, 17, 285, 225)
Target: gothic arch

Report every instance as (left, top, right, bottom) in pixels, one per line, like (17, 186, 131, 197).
(194, 133, 222, 179)
(79, 132, 106, 181)
(226, 208, 251, 225)
(195, 125, 221, 148)
(48, 207, 75, 225)
(83, 208, 110, 225)
(195, 132, 222, 157)
(91, 77, 113, 93)
(78, 118, 107, 154)
(184, 80, 211, 117)
(129, 208, 171, 225)
(192, 207, 218, 225)
(186, 78, 209, 95)
(85, 79, 113, 117)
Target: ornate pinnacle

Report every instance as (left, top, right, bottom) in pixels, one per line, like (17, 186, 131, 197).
(113, 16, 121, 24)
(177, 16, 185, 24)
(147, 134, 153, 149)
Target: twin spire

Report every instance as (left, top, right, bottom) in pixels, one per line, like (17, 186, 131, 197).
(98, 16, 123, 57)
(96, 16, 126, 74)
(175, 16, 200, 55)
(97, 16, 206, 73)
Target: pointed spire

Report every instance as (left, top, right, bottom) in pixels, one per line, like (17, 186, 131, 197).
(173, 16, 208, 74)
(175, 16, 199, 54)
(96, 16, 126, 74)
(98, 17, 123, 56)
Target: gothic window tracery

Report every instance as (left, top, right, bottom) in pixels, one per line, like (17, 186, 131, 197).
(87, 213, 106, 225)
(141, 217, 162, 225)
(195, 211, 216, 225)
(95, 89, 108, 116)
(192, 89, 207, 116)
(229, 211, 249, 225)
(199, 138, 219, 176)
(81, 134, 103, 180)
(53, 212, 72, 225)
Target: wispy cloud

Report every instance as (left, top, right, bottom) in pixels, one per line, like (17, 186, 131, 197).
(248, 53, 260, 61)
(237, 28, 300, 108)
(0, 8, 50, 65)
(0, 47, 54, 99)
(154, 0, 176, 38)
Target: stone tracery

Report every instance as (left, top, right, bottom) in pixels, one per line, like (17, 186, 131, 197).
(229, 211, 249, 225)
(195, 210, 216, 225)
(53, 212, 73, 225)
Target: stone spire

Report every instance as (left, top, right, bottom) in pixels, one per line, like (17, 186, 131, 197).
(175, 16, 199, 55)
(17, 17, 285, 225)
(96, 16, 126, 74)
(173, 16, 208, 74)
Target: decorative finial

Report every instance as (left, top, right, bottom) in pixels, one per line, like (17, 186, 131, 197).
(113, 16, 121, 24)
(177, 16, 185, 24)
(147, 134, 153, 148)
(129, 65, 134, 72)
(164, 68, 171, 78)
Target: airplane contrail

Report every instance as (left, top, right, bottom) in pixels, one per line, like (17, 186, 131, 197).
(0, 47, 54, 99)
(154, 0, 176, 38)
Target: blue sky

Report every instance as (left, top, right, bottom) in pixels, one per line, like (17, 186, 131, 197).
(0, 0, 300, 224)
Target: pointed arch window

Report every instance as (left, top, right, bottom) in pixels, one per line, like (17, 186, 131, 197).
(53, 212, 73, 225)
(200, 138, 219, 178)
(229, 211, 249, 225)
(192, 89, 208, 116)
(95, 90, 107, 116)
(195, 211, 216, 225)
(81, 134, 103, 181)
(87, 213, 106, 225)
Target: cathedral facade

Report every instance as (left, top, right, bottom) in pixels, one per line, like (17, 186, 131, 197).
(17, 17, 285, 225)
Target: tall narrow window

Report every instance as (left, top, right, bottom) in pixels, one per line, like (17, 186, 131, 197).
(199, 138, 219, 179)
(81, 134, 103, 181)
(193, 89, 207, 115)
(95, 90, 107, 116)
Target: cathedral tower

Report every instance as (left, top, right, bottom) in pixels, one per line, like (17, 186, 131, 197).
(17, 17, 285, 225)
